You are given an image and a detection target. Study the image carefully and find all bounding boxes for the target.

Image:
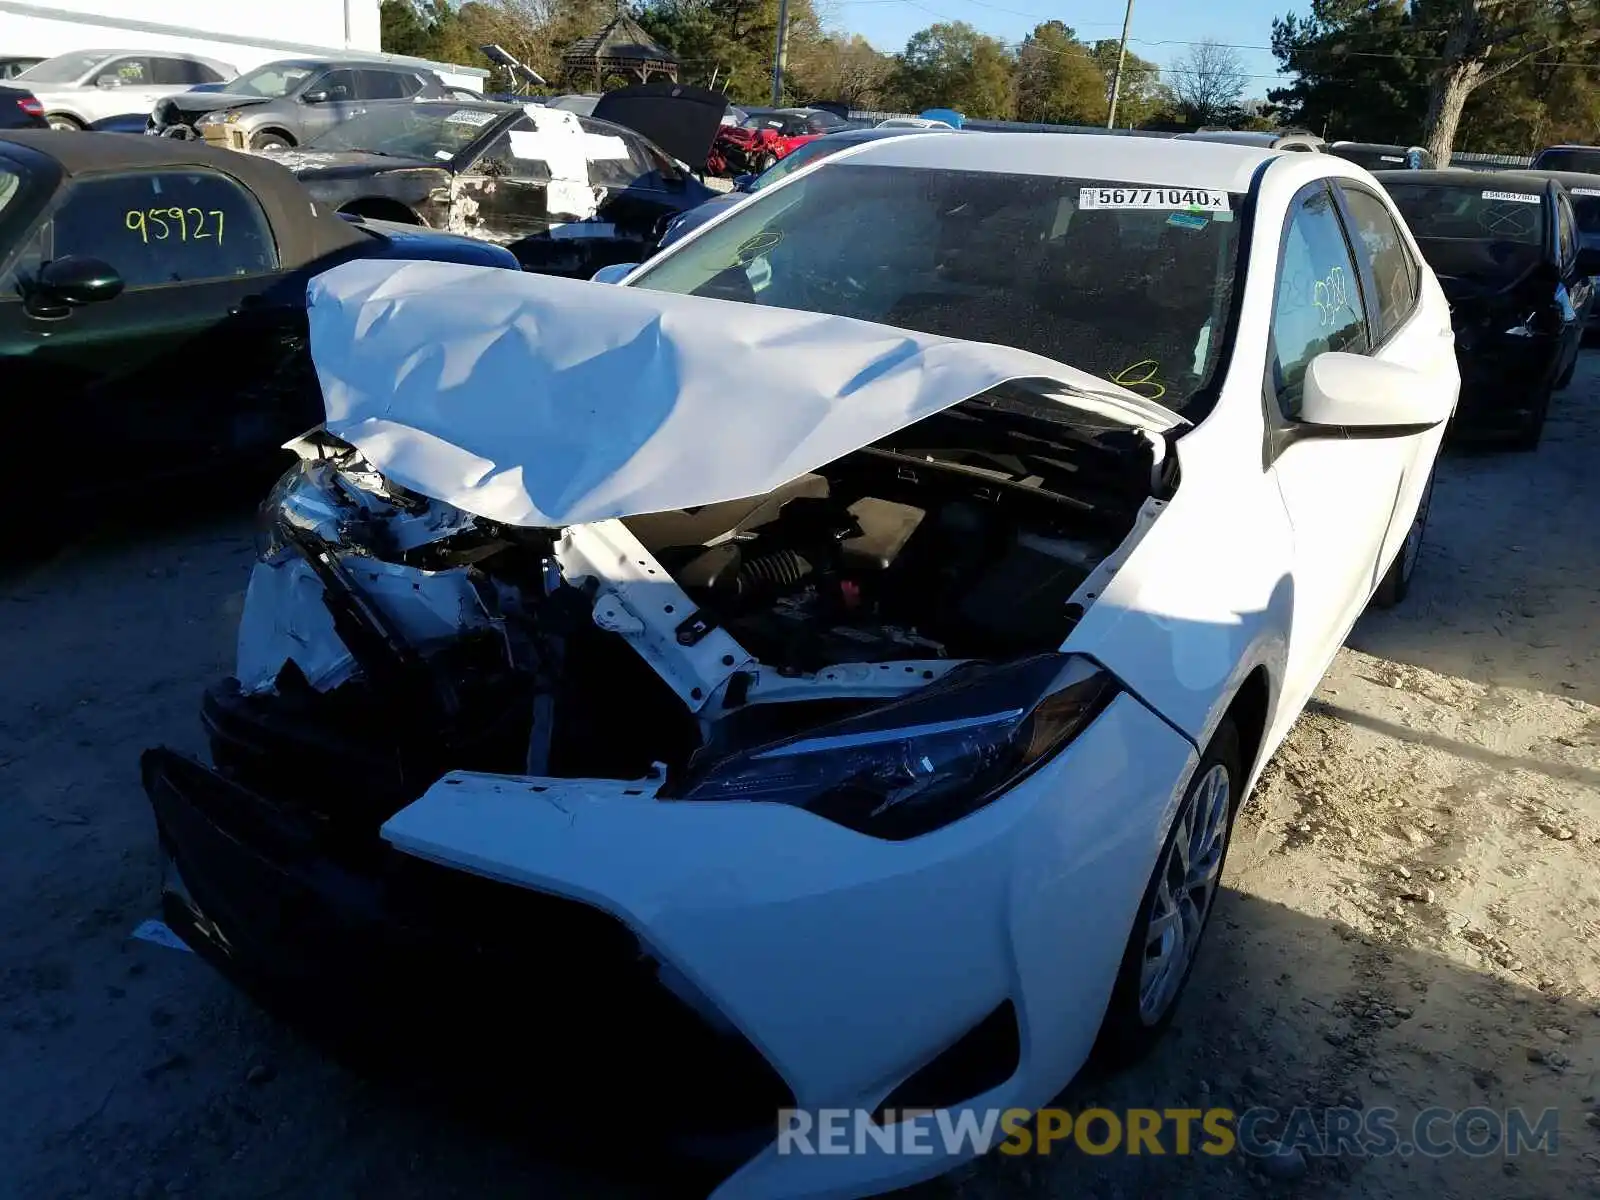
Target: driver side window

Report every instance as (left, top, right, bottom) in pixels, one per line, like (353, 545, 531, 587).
(1271, 184, 1370, 419)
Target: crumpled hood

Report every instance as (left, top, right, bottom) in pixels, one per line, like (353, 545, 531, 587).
(304, 258, 1175, 528)
(277, 149, 439, 179)
(156, 91, 270, 121)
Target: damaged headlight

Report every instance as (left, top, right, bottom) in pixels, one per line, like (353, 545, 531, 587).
(254, 460, 345, 560)
(676, 654, 1116, 840)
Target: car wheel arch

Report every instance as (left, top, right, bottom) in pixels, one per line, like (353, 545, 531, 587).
(338, 198, 422, 225)
(1219, 664, 1272, 800)
(251, 127, 295, 148)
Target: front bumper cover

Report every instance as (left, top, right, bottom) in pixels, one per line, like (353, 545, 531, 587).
(144, 686, 1198, 1199)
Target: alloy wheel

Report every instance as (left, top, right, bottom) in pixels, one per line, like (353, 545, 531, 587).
(1138, 763, 1232, 1024)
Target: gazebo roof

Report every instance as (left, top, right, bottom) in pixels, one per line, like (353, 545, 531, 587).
(562, 14, 678, 68)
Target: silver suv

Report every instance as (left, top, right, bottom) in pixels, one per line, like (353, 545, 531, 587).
(148, 58, 450, 151)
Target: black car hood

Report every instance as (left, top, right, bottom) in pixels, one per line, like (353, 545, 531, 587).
(159, 91, 273, 120)
(592, 83, 728, 171)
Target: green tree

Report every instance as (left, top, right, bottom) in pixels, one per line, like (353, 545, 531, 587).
(888, 22, 1016, 118)
(791, 33, 893, 108)
(1013, 21, 1105, 124)
(1269, 0, 1433, 143)
(638, 0, 826, 102)
(380, 0, 439, 58)
(1416, 0, 1600, 161)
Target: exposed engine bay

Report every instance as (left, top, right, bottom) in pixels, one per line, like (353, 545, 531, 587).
(213, 388, 1173, 821)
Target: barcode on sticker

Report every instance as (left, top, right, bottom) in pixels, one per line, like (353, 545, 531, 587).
(1482, 190, 1540, 204)
(1079, 186, 1229, 212)
(445, 109, 496, 126)
(1572, 187, 1600, 197)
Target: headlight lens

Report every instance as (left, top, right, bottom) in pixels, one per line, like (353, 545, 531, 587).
(674, 654, 1116, 839)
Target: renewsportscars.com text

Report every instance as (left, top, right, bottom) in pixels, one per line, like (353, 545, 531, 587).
(777, 1106, 1561, 1158)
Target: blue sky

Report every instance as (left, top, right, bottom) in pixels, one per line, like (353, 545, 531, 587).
(830, 0, 1297, 96)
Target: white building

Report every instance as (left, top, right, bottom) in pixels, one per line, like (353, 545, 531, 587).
(0, 0, 487, 89)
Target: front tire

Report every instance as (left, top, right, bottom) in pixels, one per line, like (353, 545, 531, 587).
(46, 113, 83, 131)
(1093, 719, 1242, 1067)
(755, 151, 778, 173)
(250, 131, 292, 151)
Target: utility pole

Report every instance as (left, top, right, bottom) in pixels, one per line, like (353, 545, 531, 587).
(771, 0, 790, 107)
(1105, 0, 1135, 129)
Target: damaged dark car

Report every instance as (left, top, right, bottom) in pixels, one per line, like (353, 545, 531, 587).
(267, 100, 718, 276)
(0, 130, 521, 504)
(1377, 169, 1598, 448)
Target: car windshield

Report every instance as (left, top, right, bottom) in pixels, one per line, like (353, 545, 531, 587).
(1384, 183, 1545, 244)
(308, 105, 500, 156)
(1533, 148, 1600, 174)
(15, 52, 106, 84)
(227, 63, 317, 99)
(740, 112, 784, 130)
(629, 164, 1243, 414)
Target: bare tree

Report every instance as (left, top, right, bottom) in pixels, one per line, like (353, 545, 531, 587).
(1168, 38, 1248, 127)
(1421, 0, 1600, 163)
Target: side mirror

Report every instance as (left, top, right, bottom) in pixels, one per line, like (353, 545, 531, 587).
(590, 262, 638, 284)
(302, 89, 329, 104)
(40, 256, 124, 304)
(1575, 245, 1600, 276)
(95, 75, 124, 90)
(1298, 352, 1452, 431)
(732, 173, 757, 193)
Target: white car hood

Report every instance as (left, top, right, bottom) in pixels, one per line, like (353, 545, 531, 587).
(304, 258, 1181, 528)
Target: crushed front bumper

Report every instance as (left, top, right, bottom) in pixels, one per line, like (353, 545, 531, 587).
(142, 748, 794, 1164)
(144, 685, 1197, 1199)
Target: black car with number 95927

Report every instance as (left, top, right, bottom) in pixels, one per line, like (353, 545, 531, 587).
(0, 131, 523, 508)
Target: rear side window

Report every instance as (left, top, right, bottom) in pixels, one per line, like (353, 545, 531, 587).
(578, 117, 652, 189)
(1338, 184, 1418, 342)
(1271, 184, 1371, 418)
(149, 57, 209, 86)
(41, 170, 277, 288)
(1533, 148, 1600, 174)
(360, 70, 422, 99)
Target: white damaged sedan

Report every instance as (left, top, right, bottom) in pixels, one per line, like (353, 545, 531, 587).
(142, 133, 1457, 1198)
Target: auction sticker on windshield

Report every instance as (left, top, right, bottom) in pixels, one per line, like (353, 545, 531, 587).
(1079, 187, 1229, 211)
(445, 109, 497, 126)
(1482, 190, 1541, 204)
(1572, 187, 1600, 197)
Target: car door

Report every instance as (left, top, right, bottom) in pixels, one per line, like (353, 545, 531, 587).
(1553, 188, 1592, 357)
(0, 167, 299, 492)
(1332, 181, 1457, 572)
(452, 119, 555, 250)
(91, 56, 180, 121)
(297, 69, 363, 142)
(1265, 180, 1448, 709)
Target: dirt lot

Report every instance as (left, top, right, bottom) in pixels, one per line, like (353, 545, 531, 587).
(3, 358, 1598, 1200)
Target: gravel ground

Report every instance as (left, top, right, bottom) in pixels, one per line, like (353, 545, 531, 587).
(2, 356, 1598, 1200)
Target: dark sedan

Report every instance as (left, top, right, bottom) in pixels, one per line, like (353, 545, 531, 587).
(0, 131, 521, 504)
(1522, 168, 1600, 337)
(267, 100, 717, 276)
(1376, 169, 1598, 448)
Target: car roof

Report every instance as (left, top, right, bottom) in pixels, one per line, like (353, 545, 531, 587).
(816, 126, 949, 145)
(0, 129, 366, 266)
(1524, 169, 1600, 189)
(1331, 141, 1425, 153)
(843, 131, 1275, 193)
(1537, 144, 1600, 152)
(1372, 168, 1551, 193)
